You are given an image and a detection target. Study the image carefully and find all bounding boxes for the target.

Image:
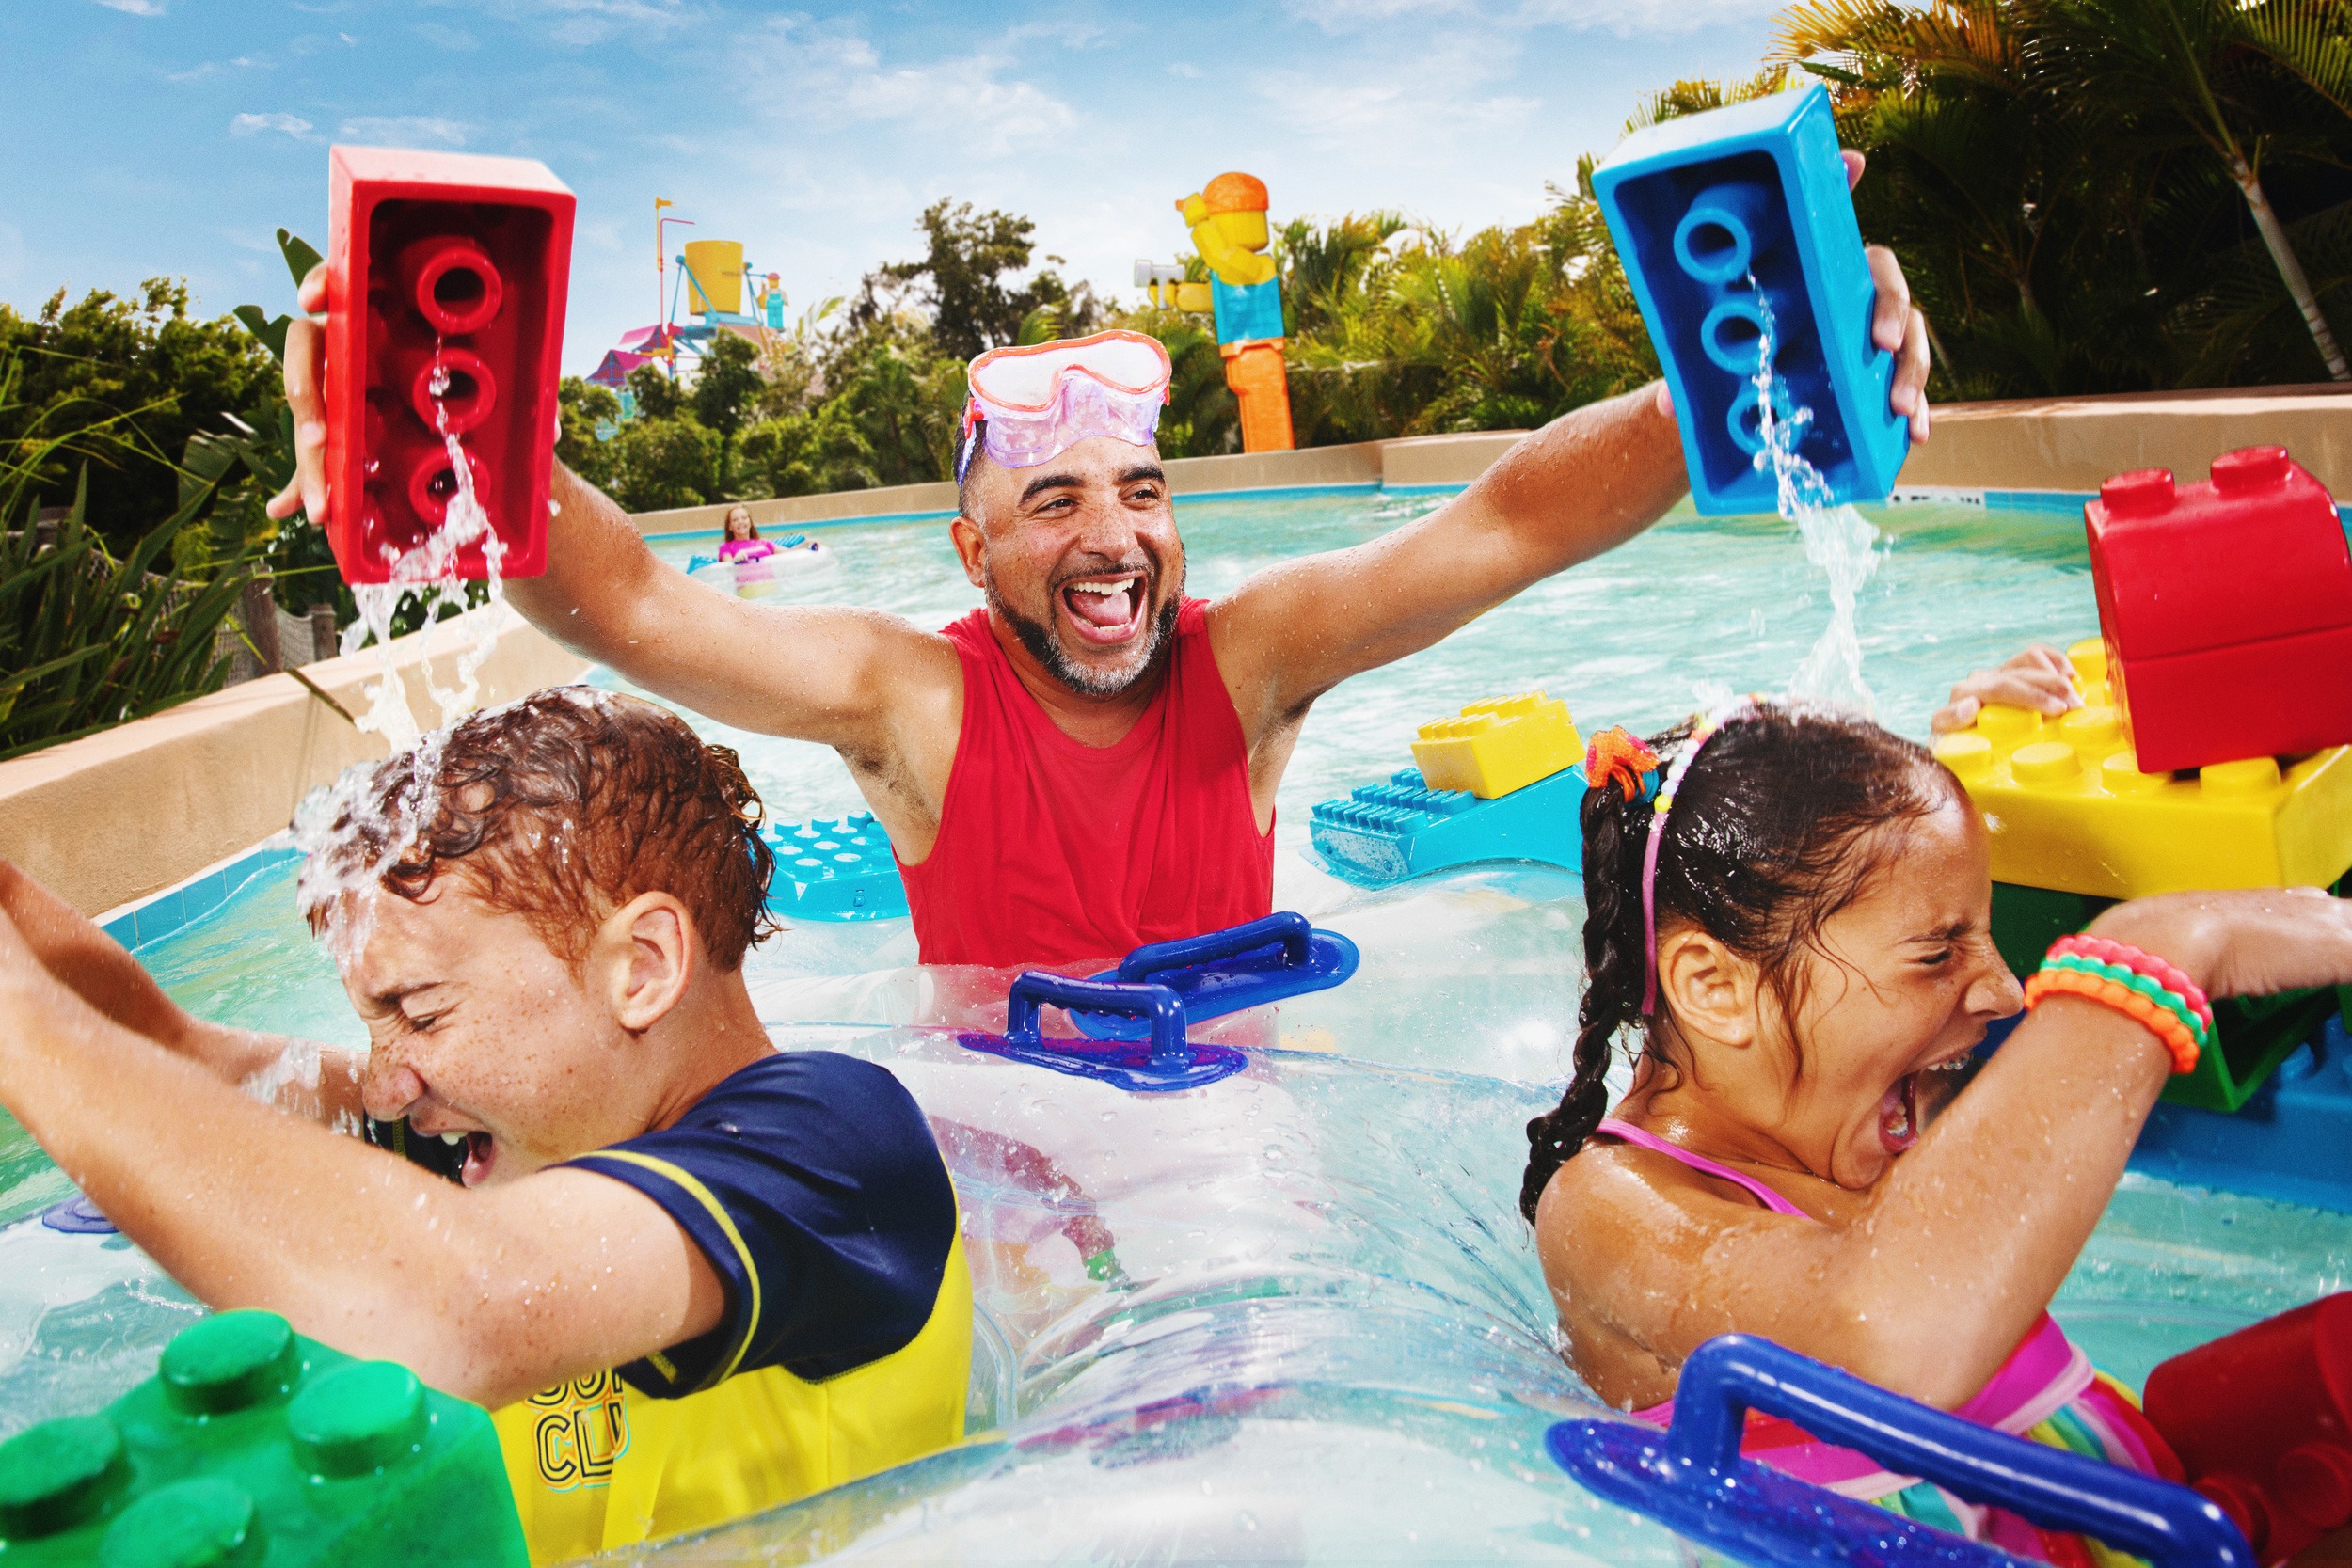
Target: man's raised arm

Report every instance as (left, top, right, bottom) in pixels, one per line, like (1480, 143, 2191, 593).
(1211, 160, 1931, 736)
(264, 265, 951, 756)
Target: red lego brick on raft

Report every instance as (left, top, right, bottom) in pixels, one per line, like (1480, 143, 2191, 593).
(2144, 1292, 2352, 1562)
(2087, 446, 2352, 773)
(324, 147, 572, 585)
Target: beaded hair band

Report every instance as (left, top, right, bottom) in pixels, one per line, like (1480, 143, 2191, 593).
(1641, 702, 1755, 1015)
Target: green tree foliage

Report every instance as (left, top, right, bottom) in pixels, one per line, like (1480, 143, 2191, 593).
(0, 279, 278, 559)
(1774, 0, 2352, 395)
(857, 199, 1102, 363)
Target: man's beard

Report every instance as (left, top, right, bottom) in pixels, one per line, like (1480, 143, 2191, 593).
(983, 559, 1184, 698)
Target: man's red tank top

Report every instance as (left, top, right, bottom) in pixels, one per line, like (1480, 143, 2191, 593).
(898, 599, 1274, 968)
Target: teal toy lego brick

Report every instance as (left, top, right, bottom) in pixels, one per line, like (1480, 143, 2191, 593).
(1307, 765, 1588, 887)
(0, 1309, 526, 1565)
(762, 813, 908, 922)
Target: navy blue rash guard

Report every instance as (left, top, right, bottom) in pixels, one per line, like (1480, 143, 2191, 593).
(563, 1050, 955, 1396)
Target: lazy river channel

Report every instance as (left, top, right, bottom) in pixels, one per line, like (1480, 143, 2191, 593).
(4, 488, 2347, 1564)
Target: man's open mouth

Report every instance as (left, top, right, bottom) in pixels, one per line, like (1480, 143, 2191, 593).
(1059, 573, 1147, 647)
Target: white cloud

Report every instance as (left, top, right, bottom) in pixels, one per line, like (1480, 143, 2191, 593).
(1168, 61, 1202, 78)
(1512, 0, 1780, 33)
(1286, 0, 1471, 29)
(230, 112, 316, 139)
(452, 0, 695, 48)
(1254, 45, 1537, 150)
(414, 21, 477, 50)
(338, 115, 469, 148)
(93, 0, 167, 14)
(739, 17, 1075, 158)
(169, 55, 266, 83)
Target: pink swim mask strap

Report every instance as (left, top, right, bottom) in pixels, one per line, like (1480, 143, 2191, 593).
(1641, 702, 1754, 1015)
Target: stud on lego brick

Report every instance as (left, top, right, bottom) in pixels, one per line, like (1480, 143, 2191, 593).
(1588, 83, 1910, 515)
(1931, 703, 2352, 902)
(0, 1309, 526, 1564)
(1408, 691, 1581, 800)
(762, 812, 908, 922)
(2087, 446, 2352, 772)
(324, 148, 574, 586)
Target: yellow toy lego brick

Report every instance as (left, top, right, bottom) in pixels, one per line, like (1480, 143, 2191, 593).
(1932, 697, 2352, 899)
(1409, 692, 1582, 800)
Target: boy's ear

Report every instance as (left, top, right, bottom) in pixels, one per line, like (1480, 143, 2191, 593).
(592, 892, 695, 1034)
(1656, 928, 1761, 1051)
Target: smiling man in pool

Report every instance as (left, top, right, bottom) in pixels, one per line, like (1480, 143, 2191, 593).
(0, 691, 970, 1563)
(270, 157, 1931, 968)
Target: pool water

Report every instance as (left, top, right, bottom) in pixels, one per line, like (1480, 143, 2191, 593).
(5, 489, 2346, 1565)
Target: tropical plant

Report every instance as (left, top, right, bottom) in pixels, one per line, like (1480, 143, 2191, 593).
(0, 355, 270, 759)
(1773, 0, 2352, 394)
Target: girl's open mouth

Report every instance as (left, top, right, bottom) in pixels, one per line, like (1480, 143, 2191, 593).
(1061, 574, 1146, 646)
(1879, 1073, 1921, 1155)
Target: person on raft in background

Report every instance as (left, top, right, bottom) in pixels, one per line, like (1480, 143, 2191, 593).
(718, 503, 777, 563)
(268, 155, 1933, 972)
(1520, 699, 2352, 1564)
(0, 690, 970, 1566)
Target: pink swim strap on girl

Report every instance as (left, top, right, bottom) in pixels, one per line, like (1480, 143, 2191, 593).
(1641, 702, 1755, 1015)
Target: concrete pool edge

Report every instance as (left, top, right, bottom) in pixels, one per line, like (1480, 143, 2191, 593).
(622, 384, 2352, 537)
(0, 607, 589, 917)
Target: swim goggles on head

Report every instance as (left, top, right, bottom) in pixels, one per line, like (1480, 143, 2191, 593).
(956, 330, 1171, 483)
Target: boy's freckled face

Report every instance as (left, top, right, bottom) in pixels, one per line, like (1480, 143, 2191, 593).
(341, 879, 635, 1189)
(1781, 794, 2025, 1188)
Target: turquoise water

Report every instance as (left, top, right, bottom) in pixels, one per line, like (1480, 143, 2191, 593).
(6, 489, 2344, 1564)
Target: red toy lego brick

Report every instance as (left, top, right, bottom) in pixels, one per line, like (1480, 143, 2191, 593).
(324, 147, 572, 586)
(2143, 1292, 2352, 1562)
(2086, 446, 2352, 773)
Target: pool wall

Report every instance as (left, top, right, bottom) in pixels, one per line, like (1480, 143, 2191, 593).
(624, 384, 2352, 538)
(0, 606, 587, 917)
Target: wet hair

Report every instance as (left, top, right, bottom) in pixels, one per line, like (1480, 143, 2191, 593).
(1517, 702, 1955, 1223)
(308, 689, 778, 971)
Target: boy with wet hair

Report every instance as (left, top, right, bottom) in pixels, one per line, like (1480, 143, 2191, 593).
(0, 689, 970, 1564)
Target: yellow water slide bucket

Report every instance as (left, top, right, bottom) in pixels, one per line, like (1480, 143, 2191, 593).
(682, 239, 744, 315)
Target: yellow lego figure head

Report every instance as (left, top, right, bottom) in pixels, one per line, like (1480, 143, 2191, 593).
(1175, 172, 1274, 285)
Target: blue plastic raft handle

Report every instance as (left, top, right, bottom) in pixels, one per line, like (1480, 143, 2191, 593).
(1549, 1335, 2249, 1568)
(1114, 911, 1313, 983)
(1009, 972, 1186, 1063)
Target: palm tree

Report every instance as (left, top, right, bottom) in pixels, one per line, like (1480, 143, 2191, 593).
(2036, 0, 2349, 379)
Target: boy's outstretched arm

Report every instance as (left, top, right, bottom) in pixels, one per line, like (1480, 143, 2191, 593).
(0, 903, 723, 1410)
(0, 860, 362, 1124)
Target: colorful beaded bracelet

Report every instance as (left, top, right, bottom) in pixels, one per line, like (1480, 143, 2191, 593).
(2023, 936, 2211, 1076)
(2048, 934, 2215, 1037)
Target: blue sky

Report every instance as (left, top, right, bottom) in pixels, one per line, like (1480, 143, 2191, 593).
(3, 1, 1781, 375)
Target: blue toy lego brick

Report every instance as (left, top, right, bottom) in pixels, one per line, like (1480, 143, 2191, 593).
(1307, 765, 1587, 887)
(2130, 1015, 2352, 1213)
(1590, 83, 1910, 515)
(1210, 277, 1285, 345)
(762, 813, 908, 922)
(1072, 912, 1359, 1041)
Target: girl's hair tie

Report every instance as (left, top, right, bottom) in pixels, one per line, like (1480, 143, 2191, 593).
(1584, 728, 1661, 804)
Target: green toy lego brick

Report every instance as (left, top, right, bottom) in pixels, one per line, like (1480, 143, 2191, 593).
(1990, 879, 2351, 1114)
(0, 1310, 525, 1565)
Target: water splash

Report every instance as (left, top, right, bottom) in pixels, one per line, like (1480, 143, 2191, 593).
(1745, 290, 1883, 713)
(296, 344, 513, 971)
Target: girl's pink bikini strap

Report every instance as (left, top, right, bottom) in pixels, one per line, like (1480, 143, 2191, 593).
(1593, 1118, 1812, 1219)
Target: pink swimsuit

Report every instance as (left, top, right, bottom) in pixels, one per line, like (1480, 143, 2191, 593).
(1595, 1118, 2181, 1565)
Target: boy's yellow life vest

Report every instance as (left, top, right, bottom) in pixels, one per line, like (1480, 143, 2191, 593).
(491, 1231, 972, 1564)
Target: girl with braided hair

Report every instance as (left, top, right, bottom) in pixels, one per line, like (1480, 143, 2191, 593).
(1520, 699, 2352, 1563)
